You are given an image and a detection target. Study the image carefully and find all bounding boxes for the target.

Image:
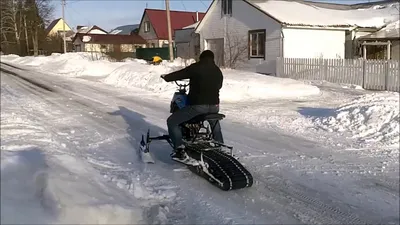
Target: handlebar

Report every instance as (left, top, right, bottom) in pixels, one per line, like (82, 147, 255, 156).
(174, 81, 189, 87)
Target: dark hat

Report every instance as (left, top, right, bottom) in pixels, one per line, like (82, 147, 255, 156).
(199, 50, 214, 61)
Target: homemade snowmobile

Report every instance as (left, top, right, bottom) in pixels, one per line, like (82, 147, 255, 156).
(139, 80, 253, 191)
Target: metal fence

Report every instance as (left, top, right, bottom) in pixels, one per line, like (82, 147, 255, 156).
(276, 57, 400, 92)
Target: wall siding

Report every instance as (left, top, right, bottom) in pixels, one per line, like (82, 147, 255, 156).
(138, 13, 158, 46)
(282, 28, 346, 59)
(48, 19, 72, 36)
(198, 0, 282, 74)
(85, 43, 102, 52)
(175, 28, 195, 43)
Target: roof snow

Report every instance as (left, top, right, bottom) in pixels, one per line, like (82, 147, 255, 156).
(82, 35, 92, 42)
(360, 20, 400, 39)
(182, 21, 199, 29)
(250, 0, 399, 28)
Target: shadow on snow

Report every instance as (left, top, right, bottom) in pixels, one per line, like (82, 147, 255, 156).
(108, 106, 175, 165)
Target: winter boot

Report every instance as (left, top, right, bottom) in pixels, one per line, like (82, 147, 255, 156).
(170, 145, 188, 161)
(170, 145, 199, 166)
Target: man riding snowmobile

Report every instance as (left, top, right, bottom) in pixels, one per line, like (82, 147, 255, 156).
(160, 50, 224, 162)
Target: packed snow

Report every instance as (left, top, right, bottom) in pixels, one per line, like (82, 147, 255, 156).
(253, 0, 399, 28)
(1, 52, 398, 151)
(0, 83, 146, 224)
(1, 53, 321, 102)
(1, 54, 399, 224)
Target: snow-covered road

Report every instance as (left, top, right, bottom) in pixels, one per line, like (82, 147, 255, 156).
(1, 62, 398, 224)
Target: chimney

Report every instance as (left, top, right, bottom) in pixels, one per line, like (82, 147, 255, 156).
(196, 11, 199, 22)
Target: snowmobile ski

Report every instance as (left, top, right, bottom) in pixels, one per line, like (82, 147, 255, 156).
(139, 132, 155, 164)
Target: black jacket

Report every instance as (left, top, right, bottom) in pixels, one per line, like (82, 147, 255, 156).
(163, 58, 223, 105)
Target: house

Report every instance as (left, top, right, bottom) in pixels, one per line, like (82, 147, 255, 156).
(357, 20, 399, 60)
(45, 18, 75, 51)
(46, 18, 72, 37)
(194, 0, 399, 73)
(138, 8, 205, 48)
(110, 24, 140, 35)
(173, 22, 201, 60)
(72, 33, 147, 53)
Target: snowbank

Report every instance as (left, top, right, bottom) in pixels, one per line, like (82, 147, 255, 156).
(0, 149, 145, 224)
(2, 52, 126, 77)
(1, 53, 321, 102)
(313, 92, 399, 147)
(218, 69, 320, 101)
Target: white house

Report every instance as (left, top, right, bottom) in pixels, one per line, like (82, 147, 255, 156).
(194, 0, 399, 74)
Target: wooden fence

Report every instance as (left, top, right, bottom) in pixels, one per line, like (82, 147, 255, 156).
(276, 57, 400, 92)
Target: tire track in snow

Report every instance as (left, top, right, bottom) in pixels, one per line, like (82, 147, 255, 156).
(2, 67, 217, 224)
(2, 63, 396, 224)
(259, 173, 366, 224)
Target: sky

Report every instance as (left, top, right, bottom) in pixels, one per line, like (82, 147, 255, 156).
(52, 0, 384, 32)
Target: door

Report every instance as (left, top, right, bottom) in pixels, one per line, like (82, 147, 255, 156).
(206, 38, 224, 67)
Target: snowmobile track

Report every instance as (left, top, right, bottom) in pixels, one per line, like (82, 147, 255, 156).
(185, 143, 253, 191)
(259, 173, 367, 224)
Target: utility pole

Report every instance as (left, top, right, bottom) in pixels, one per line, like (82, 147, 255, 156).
(62, 0, 66, 53)
(165, 0, 173, 61)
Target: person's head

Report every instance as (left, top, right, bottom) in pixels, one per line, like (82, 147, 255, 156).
(199, 50, 214, 62)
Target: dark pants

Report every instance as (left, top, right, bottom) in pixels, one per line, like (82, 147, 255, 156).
(167, 104, 224, 149)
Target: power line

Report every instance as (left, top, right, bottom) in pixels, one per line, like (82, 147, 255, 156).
(180, 0, 187, 10)
(199, 0, 209, 9)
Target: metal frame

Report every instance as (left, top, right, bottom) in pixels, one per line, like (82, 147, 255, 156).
(145, 118, 234, 156)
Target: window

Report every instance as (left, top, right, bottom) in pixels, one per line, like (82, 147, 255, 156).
(221, 0, 232, 15)
(144, 21, 150, 33)
(248, 29, 266, 59)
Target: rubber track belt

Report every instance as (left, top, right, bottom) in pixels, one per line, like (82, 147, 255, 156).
(185, 142, 253, 191)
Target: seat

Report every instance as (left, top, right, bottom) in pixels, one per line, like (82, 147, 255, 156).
(186, 113, 225, 124)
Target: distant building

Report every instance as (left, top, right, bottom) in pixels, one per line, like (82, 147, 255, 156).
(45, 18, 75, 51)
(46, 18, 72, 37)
(72, 33, 146, 53)
(174, 22, 201, 60)
(137, 8, 205, 48)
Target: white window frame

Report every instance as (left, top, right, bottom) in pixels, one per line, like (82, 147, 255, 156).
(249, 29, 266, 59)
(144, 21, 150, 33)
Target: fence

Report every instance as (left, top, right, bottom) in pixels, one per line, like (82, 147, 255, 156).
(276, 57, 400, 92)
(136, 47, 177, 61)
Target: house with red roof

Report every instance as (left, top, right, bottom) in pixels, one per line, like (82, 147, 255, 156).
(138, 8, 205, 48)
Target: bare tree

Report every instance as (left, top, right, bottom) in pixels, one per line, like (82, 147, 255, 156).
(1, 0, 53, 55)
(23, 15, 29, 53)
(206, 27, 249, 69)
(24, 0, 53, 55)
(224, 30, 248, 69)
(1, 0, 23, 53)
